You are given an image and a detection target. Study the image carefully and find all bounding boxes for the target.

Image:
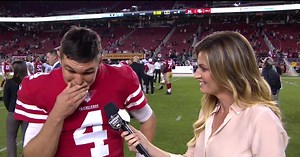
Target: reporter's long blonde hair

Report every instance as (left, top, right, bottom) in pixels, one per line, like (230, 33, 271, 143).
(187, 31, 281, 147)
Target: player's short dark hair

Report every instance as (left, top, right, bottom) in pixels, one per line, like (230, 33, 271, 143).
(59, 26, 102, 63)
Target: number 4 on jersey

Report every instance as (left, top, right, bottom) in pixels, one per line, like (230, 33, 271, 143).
(73, 110, 109, 157)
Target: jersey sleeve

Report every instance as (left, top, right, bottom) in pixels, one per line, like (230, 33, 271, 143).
(123, 65, 148, 111)
(14, 77, 48, 123)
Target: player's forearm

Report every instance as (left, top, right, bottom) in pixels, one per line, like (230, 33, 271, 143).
(23, 112, 64, 157)
(140, 113, 157, 142)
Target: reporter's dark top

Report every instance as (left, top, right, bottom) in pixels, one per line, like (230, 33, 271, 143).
(3, 78, 19, 112)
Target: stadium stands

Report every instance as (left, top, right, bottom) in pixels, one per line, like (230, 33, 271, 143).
(0, 1, 299, 69)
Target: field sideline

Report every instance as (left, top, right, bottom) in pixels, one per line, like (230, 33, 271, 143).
(0, 76, 299, 157)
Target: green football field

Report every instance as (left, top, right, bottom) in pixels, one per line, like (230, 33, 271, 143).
(0, 76, 299, 157)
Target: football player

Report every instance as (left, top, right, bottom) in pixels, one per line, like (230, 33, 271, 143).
(158, 56, 176, 95)
(15, 26, 156, 157)
(1, 58, 12, 87)
(33, 56, 43, 73)
(26, 55, 34, 76)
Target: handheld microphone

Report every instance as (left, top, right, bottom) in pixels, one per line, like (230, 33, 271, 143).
(104, 102, 151, 157)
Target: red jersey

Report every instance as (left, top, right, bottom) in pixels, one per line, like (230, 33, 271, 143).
(15, 64, 147, 157)
(34, 61, 43, 73)
(2, 61, 11, 73)
(164, 58, 175, 73)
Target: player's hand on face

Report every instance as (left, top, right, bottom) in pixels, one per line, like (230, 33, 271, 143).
(53, 82, 89, 119)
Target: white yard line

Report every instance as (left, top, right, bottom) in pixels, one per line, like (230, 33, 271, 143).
(176, 115, 182, 121)
(0, 147, 6, 152)
(283, 81, 300, 87)
(0, 107, 5, 110)
(171, 77, 183, 82)
(172, 78, 183, 122)
(283, 77, 300, 80)
(0, 141, 22, 152)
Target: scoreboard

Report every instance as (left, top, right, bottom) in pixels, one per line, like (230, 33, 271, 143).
(115, 9, 185, 17)
(109, 8, 211, 18)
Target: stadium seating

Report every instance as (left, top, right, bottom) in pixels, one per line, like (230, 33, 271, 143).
(0, 1, 299, 63)
(265, 23, 300, 52)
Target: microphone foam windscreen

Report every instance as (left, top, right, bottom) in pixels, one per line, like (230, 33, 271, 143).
(104, 102, 119, 118)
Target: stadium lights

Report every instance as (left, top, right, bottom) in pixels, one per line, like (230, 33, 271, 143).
(121, 9, 130, 12)
(131, 5, 138, 12)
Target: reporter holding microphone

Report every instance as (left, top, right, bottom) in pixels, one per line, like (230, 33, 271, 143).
(122, 31, 288, 157)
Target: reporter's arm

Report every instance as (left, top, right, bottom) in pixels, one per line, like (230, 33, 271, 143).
(143, 142, 185, 157)
(122, 129, 186, 157)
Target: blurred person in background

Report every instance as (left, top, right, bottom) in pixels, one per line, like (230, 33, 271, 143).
(46, 49, 61, 70)
(1, 58, 12, 88)
(158, 56, 176, 95)
(130, 56, 145, 92)
(3, 60, 28, 157)
(25, 55, 34, 76)
(33, 56, 43, 74)
(153, 59, 162, 83)
(262, 57, 282, 106)
(144, 58, 155, 94)
(122, 31, 288, 157)
(42, 61, 52, 73)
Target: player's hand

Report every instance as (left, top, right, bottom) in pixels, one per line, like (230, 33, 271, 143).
(121, 126, 150, 153)
(52, 82, 89, 119)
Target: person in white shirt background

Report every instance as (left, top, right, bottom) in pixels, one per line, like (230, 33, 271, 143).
(153, 59, 162, 84)
(144, 58, 155, 94)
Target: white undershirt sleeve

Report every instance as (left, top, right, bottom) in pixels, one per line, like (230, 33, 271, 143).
(129, 104, 153, 123)
(23, 123, 43, 147)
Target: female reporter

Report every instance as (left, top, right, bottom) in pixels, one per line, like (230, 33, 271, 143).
(122, 31, 288, 157)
